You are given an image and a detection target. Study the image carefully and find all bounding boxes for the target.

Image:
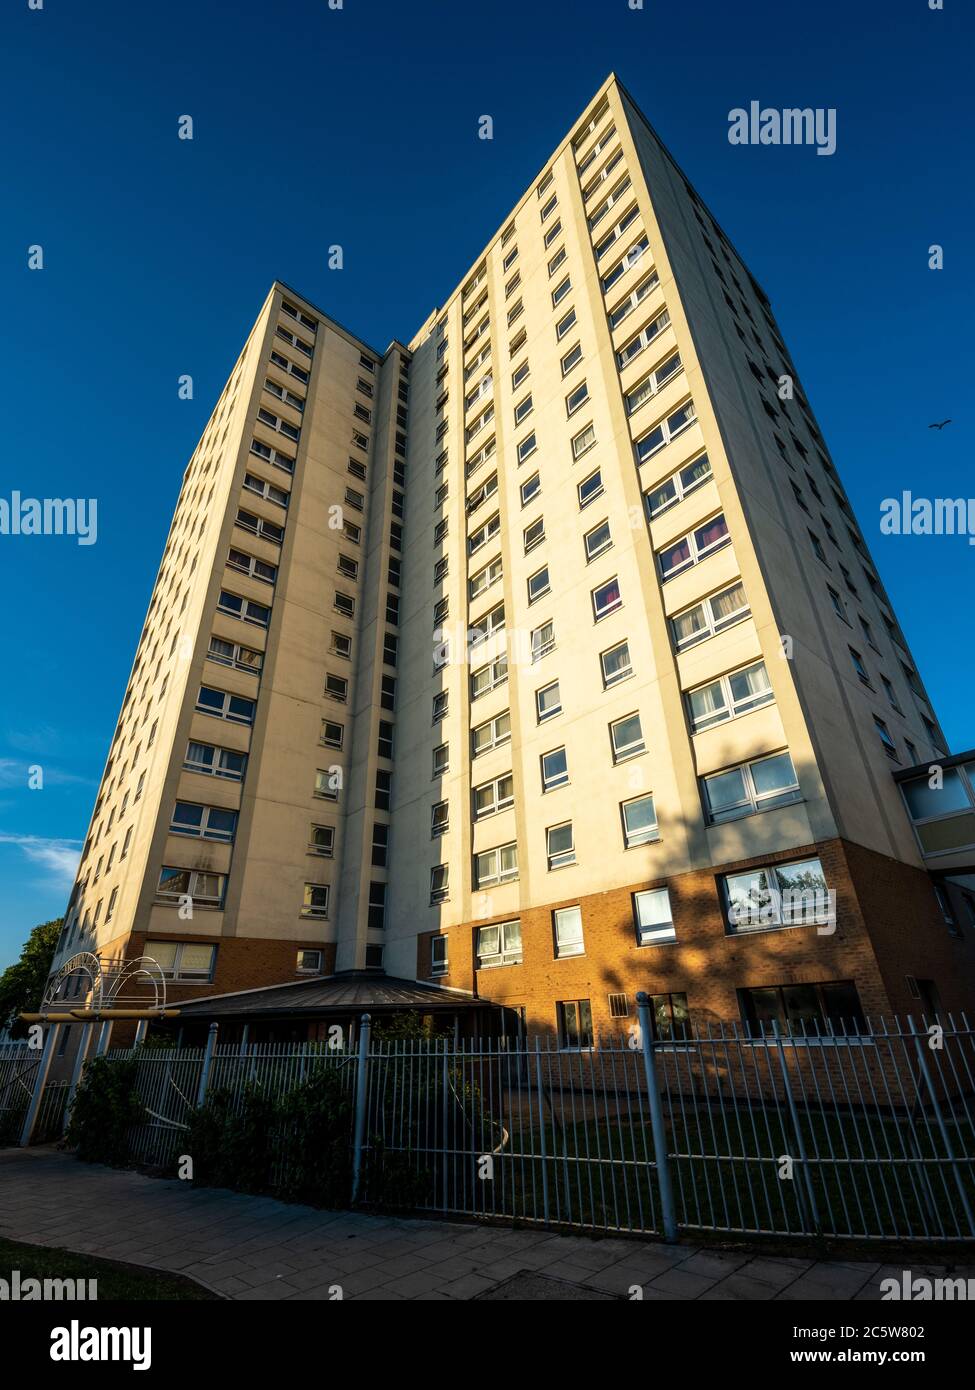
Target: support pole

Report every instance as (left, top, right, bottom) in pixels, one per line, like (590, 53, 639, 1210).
(94, 1020, 113, 1057)
(195, 1022, 219, 1107)
(350, 1013, 372, 1204)
(18, 1023, 61, 1147)
(635, 992, 678, 1243)
(132, 1019, 148, 1049)
(62, 1022, 94, 1135)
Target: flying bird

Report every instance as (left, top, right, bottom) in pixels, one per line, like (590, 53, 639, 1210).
(928, 419, 952, 430)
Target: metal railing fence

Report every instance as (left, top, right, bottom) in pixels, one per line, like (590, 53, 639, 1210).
(40, 1010, 975, 1243)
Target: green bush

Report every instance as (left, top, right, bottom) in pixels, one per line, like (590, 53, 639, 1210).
(184, 1063, 354, 1206)
(66, 1055, 146, 1165)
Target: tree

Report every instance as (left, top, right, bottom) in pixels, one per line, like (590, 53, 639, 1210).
(0, 918, 62, 1038)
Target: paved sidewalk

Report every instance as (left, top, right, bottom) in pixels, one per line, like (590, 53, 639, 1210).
(2, 1148, 971, 1301)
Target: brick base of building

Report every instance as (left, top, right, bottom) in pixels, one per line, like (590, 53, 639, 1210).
(416, 837, 975, 1039)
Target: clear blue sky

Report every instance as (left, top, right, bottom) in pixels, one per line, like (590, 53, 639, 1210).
(1, 0, 971, 968)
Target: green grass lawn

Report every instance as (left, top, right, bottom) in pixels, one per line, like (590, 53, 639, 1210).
(0, 1238, 219, 1301)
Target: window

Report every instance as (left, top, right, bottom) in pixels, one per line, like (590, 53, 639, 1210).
(430, 934, 448, 970)
(577, 469, 603, 509)
(536, 680, 561, 721)
(547, 821, 575, 869)
(375, 769, 392, 811)
(600, 639, 632, 687)
(430, 868, 449, 906)
(557, 999, 593, 1050)
(541, 746, 569, 790)
(531, 619, 555, 662)
(475, 843, 518, 888)
(566, 380, 589, 416)
(555, 308, 577, 341)
(146, 939, 216, 982)
(543, 218, 562, 248)
(528, 565, 550, 603)
(196, 686, 255, 725)
(514, 393, 533, 425)
(648, 993, 689, 1041)
(561, 342, 583, 376)
(702, 751, 801, 823)
(601, 234, 650, 291)
(554, 906, 584, 958)
(881, 675, 902, 713)
(584, 519, 612, 561)
(430, 800, 449, 836)
(432, 691, 449, 723)
(302, 884, 330, 919)
(368, 882, 386, 931)
(722, 857, 830, 934)
(337, 554, 359, 580)
(235, 508, 284, 545)
(592, 576, 622, 621)
(371, 823, 389, 867)
(671, 581, 749, 650)
(325, 673, 349, 703)
(738, 981, 865, 1035)
(686, 661, 773, 732)
(516, 432, 537, 464)
(470, 555, 503, 599)
(432, 743, 449, 777)
(473, 710, 511, 757)
(523, 516, 545, 553)
(634, 399, 696, 464)
(471, 653, 508, 699)
(377, 721, 394, 759)
(608, 271, 660, 330)
(617, 308, 670, 368)
(621, 793, 658, 847)
(570, 419, 592, 458)
(809, 530, 828, 565)
(334, 591, 355, 618)
(183, 741, 246, 781)
(625, 352, 682, 416)
(331, 631, 352, 659)
(849, 648, 871, 684)
(297, 949, 323, 974)
(217, 591, 270, 627)
(320, 720, 344, 749)
(309, 825, 334, 858)
(610, 713, 645, 762)
(874, 716, 898, 758)
(520, 473, 540, 506)
(314, 769, 339, 801)
(242, 475, 289, 508)
(511, 360, 529, 390)
(634, 888, 676, 945)
(644, 454, 712, 518)
(469, 512, 500, 554)
(476, 919, 522, 967)
(657, 513, 730, 580)
(474, 773, 514, 819)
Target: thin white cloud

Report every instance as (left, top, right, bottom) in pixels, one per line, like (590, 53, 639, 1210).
(0, 833, 82, 882)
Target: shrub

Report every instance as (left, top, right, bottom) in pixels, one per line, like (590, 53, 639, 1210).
(66, 1055, 146, 1165)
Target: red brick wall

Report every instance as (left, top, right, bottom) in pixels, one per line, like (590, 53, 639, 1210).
(416, 837, 975, 1037)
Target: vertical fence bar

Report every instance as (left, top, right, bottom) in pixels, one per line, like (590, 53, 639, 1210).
(908, 1015, 975, 1237)
(635, 993, 678, 1242)
(195, 1022, 219, 1106)
(533, 1038, 551, 1224)
(350, 1013, 371, 1204)
(18, 1023, 61, 1147)
(771, 1021, 820, 1234)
